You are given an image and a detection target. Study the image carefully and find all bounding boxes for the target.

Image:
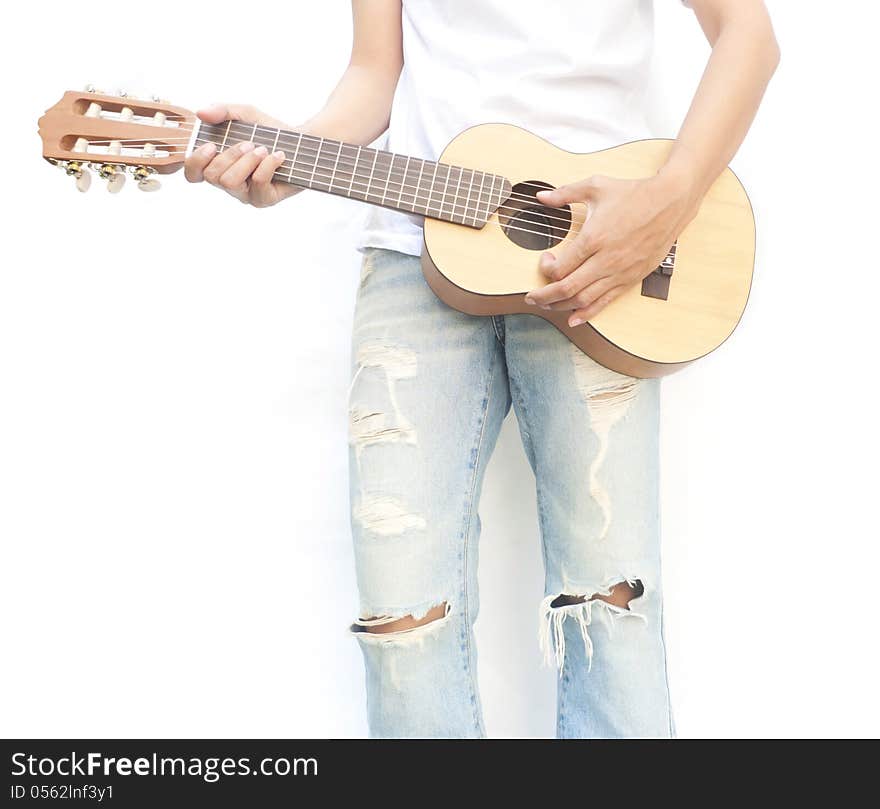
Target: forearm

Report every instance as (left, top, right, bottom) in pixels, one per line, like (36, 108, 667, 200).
(296, 0, 402, 144)
(298, 62, 400, 144)
(660, 1, 780, 207)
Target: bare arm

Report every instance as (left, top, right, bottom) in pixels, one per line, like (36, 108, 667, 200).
(184, 0, 403, 206)
(294, 0, 404, 144)
(526, 0, 780, 327)
(662, 0, 781, 199)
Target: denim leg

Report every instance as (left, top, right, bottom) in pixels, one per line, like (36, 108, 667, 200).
(504, 312, 674, 738)
(347, 248, 510, 738)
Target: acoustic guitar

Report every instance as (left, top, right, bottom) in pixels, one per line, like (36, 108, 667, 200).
(38, 89, 755, 378)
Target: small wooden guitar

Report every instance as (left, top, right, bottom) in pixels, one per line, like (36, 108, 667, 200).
(38, 90, 755, 377)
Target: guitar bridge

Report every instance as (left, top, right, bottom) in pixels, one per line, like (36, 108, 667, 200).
(641, 242, 677, 301)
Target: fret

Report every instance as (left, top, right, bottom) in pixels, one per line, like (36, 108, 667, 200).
(425, 161, 440, 216)
(486, 174, 498, 221)
(307, 136, 335, 191)
(287, 133, 303, 182)
(220, 120, 232, 151)
(397, 156, 411, 207)
(403, 157, 425, 213)
(381, 154, 398, 205)
(367, 151, 382, 199)
(461, 169, 475, 225)
(452, 166, 464, 224)
(379, 154, 389, 204)
(349, 147, 373, 200)
(385, 153, 398, 205)
(472, 172, 487, 227)
(329, 140, 343, 192)
(250, 122, 258, 142)
(412, 159, 426, 215)
(366, 149, 380, 202)
(348, 145, 362, 197)
(376, 152, 395, 205)
(487, 175, 498, 220)
(437, 163, 452, 219)
(271, 127, 280, 153)
(397, 157, 416, 211)
(308, 137, 324, 187)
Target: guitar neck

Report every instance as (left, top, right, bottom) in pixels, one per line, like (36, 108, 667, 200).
(195, 121, 510, 228)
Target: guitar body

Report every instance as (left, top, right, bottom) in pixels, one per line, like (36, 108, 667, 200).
(422, 123, 755, 377)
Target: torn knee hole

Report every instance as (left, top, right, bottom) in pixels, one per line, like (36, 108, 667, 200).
(355, 602, 449, 635)
(354, 495, 426, 536)
(550, 579, 644, 611)
(587, 387, 636, 402)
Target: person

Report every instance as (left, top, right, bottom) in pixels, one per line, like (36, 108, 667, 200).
(184, 0, 779, 738)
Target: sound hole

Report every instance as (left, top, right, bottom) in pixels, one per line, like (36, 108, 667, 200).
(499, 180, 571, 250)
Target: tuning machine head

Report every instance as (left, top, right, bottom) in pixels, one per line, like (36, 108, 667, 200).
(63, 160, 92, 192)
(97, 163, 126, 192)
(132, 165, 161, 192)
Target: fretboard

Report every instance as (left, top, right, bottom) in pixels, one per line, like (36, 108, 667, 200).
(195, 121, 511, 228)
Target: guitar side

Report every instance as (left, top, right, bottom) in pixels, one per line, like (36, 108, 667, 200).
(422, 123, 755, 378)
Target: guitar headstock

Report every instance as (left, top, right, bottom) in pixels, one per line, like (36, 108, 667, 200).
(38, 88, 198, 192)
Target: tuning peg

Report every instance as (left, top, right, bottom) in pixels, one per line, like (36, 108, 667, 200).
(65, 161, 92, 192)
(108, 172, 127, 193)
(133, 165, 161, 192)
(98, 163, 126, 193)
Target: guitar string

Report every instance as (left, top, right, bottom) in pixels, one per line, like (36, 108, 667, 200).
(79, 132, 581, 219)
(72, 120, 610, 240)
(74, 150, 586, 237)
(68, 110, 673, 265)
(79, 143, 585, 242)
(77, 134, 585, 230)
(80, 118, 586, 217)
(76, 114, 599, 215)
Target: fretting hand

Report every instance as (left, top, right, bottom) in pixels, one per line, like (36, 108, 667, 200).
(524, 172, 700, 326)
(183, 104, 302, 208)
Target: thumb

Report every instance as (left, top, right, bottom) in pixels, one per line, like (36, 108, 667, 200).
(196, 103, 260, 124)
(536, 177, 600, 207)
(196, 104, 230, 124)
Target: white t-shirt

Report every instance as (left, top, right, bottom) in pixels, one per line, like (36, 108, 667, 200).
(359, 0, 689, 257)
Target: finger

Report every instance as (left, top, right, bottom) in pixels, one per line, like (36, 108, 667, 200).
(535, 176, 601, 207)
(542, 275, 619, 312)
(537, 224, 605, 281)
(525, 257, 606, 307)
(196, 103, 259, 125)
(249, 150, 288, 206)
(218, 144, 269, 193)
(184, 141, 217, 183)
(569, 286, 626, 327)
(202, 140, 256, 185)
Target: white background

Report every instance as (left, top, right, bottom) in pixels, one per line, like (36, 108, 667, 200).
(2, 1, 878, 738)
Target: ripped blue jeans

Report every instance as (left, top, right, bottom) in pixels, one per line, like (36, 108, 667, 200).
(348, 247, 674, 738)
